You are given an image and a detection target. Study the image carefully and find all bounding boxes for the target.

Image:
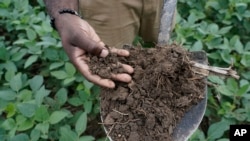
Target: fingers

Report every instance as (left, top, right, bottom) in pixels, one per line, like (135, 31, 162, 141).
(87, 75, 116, 88)
(108, 63, 134, 83)
(120, 63, 134, 74)
(109, 47, 130, 57)
(111, 73, 132, 83)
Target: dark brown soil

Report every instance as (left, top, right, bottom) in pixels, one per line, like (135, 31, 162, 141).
(88, 44, 206, 141)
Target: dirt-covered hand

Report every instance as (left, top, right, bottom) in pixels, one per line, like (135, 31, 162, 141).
(55, 15, 134, 88)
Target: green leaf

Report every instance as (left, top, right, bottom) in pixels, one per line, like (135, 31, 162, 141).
(18, 89, 32, 101)
(79, 91, 90, 101)
(206, 1, 220, 10)
(29, 75, 43, 92)
(190, 40, 203, 51)
(189, 129, 206, 141)
(207, 120, 229, 141)
(63, 77, 76, 86)
(30, 129, 41, 141)
(49, 62, 64, 70)
(34, 105, 50, 122)
(17, 103, 37, 118)
(217, 85, 234, 96)
(226, 78, 238, 93)
(35, 123, 49, 136)
(83, 79, 94, 90)
(68, 97, 83, 106)
(84, 101, 92, 114)
(235, 3, 247, 14)
(242, 71, 250, 79)
(65, 62, 76, 77)
(245, 42, 250, 51)
(4, 70, 15, 82)
(49, 111, 69, 124)
(237, 84, 250, 96)
(4, 61, 17, 72)
(17, 118, 34, 131)
(24, 55, 38, 68)
(230, 36, 244, 53)
(60, 126, 79, 141)
(232, 108, 247, 121)
(44, 48, 59, 61)
(1, 0, 11, 7)
(39, 37, 57, 47)
(10, 73, 23, 92)
(241, 52, 250, 67)
(35, 86, 50, 106)
(11, 49, 27, 61)
(13, 39, 30, 45)
(0, 47, 8, 61)
(1, 118, 15, 130)
(55, 88, 68, 106)
(0, 89, 16, 101)
(208, 23, 219, 34)
(10, 133, 29, 141)
(5, 103, 16, 118)
(208, 76, 224, 85)
(220, 50, 232, 64)
(218, 26, 232, 34)
(26, 28, 37, 40)
(51, 70, 68, 80)
(79, 136, 95, 141)
(75, 112, 87, 136)
(29, 75, 44, 92)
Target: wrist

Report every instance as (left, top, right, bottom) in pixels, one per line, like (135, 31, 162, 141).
(43, 0, 79, 17)
(50, 9, 81, 30)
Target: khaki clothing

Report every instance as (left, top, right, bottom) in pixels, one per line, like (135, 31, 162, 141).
(79, 0, 164, 48)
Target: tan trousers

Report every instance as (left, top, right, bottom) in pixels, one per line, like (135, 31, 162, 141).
(79, 0, 164, 48)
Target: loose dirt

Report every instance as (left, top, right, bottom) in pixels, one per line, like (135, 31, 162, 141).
(88, 44, 206, 141)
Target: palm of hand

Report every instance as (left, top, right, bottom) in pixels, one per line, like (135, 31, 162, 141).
(56, 15, 133, 88)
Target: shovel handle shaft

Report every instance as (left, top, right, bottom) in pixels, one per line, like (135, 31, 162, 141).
(158, 0, 177, 46)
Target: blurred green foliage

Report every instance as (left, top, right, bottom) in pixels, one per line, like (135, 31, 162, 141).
(0, 0, 105, 140)
(174, 0, 250, 140)
(0, 0, 249, 141)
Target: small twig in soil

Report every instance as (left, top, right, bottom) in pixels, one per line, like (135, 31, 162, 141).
(135, 108, 147, 116)
(105, 124, 115, 141)
(190, 61, 240, 79)
(112, 109, 129, 116)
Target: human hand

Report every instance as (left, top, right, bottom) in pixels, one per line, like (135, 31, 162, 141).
(54, 14, 134, 88)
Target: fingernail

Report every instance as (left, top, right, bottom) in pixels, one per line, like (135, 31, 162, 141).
(108, 81, 115, 88)
(100, 49, 109, 57)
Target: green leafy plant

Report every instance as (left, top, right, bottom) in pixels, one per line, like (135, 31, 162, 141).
(0, 0, 105, 140)
(174, 0, 250, 140)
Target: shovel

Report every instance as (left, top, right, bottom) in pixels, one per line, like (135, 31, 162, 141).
(158, 0, 207, 141)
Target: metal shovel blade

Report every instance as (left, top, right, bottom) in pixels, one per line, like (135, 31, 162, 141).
(172, 51, 207, 141)
(158, 0, 207, 140)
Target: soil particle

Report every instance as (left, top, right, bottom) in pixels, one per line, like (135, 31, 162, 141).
(88, 44, 206, 141)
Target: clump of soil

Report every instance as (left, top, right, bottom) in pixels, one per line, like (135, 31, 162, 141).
(88, 44, 206, 141)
